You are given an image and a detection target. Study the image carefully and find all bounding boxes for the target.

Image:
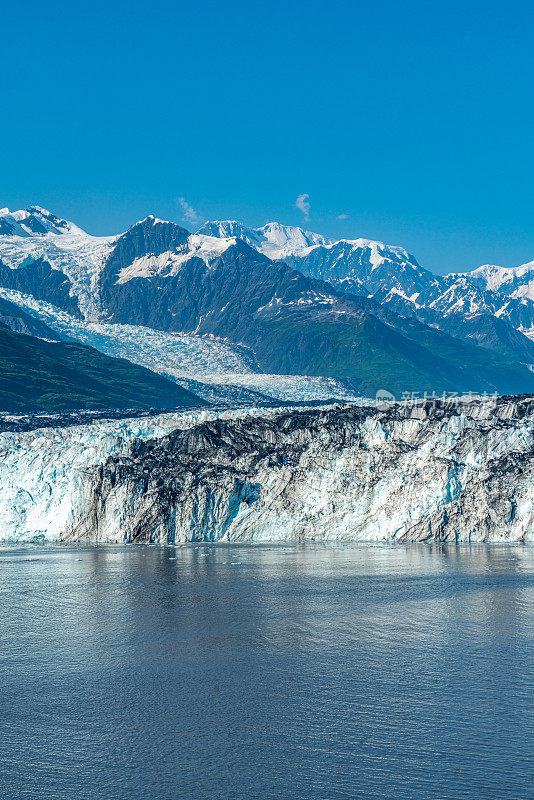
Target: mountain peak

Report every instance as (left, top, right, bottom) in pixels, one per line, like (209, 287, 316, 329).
(0, 206, 85, 237)
(128, 215, 192, 237)
(135, 214, 168, 226)
(197, 219, 332, 259)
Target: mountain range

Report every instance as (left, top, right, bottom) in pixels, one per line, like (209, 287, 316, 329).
(2, 205, 534, 409)
(199, 220, 534, 362)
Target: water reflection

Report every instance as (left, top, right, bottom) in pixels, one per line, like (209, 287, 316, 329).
(0, 542, 532, 799)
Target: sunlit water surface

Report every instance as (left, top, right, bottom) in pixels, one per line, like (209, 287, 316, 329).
(0, 543, 533, 800)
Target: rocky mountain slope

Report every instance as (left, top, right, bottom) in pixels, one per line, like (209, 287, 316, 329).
(3, 207, 534, 398)
(3, 396, 534, 543)
(202, 220, 534, 363)
(0, 295, 60, 340)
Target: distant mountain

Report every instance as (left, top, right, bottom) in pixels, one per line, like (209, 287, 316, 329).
(200, 220, 534, 364)
(469, 261, 534, 299)
(197, 220, 429, 292)
(0, 324, 205, 412)
(198, 221, 534, 326)
(198, 220, 331, 259)
(418, 308, 534, 364)
(3, 207, 534, 398)
(0, 206, 84, 237)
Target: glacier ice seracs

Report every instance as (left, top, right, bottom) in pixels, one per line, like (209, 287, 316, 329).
(2, 397, 534, 544)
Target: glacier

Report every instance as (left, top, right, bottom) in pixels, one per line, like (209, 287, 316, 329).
(2, 396, 534, 544)
(0, 406, 294, 542)
(0, 212, 115, 320)
(0, 287, 359, 405)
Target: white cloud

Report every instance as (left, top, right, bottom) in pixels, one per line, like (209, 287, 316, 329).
(295, 193, 310, 220)
(178, 197, 202, 227)
(337, 213, 349, 220)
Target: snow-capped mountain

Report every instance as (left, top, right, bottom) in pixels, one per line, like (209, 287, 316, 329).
(0, 206, 85, 237)
(197, 221, 534, 327)
(198, 220, 332, 259)
(198, 219, 429, 293)
(198, 219, 534, 362)
(468, 261, 534, 303)
(4, 205, 534, 398)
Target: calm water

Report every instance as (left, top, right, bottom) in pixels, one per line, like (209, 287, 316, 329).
(0, 543, 533, 800)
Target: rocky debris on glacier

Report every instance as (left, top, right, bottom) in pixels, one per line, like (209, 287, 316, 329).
(3, 396, 534, 544)
(0, 407, 185, 434)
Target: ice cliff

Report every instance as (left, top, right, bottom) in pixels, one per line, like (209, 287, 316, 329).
(2, 397, 534, 543)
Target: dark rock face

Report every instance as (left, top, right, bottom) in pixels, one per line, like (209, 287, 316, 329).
(0, 296, 62, 340)
(0, 258, 81, 317)
(417, 275, 534, 346)
(368, 289, 534, 363)
(100, 232, 316, 332)
(99, 216, 190, 315)
(0, 219, 18, 236)
(64, 396, 534, 544)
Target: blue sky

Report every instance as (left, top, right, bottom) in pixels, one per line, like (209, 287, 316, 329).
(1, 0, 533, 273)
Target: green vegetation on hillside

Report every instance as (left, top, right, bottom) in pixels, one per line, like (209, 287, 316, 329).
(0, 325, 205, 412)
(251, 308, 534, 397)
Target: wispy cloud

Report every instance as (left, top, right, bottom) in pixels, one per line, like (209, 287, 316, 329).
(295, 193, 310, 221)
(178, 197, 202, 227)
(337, 213, 349, 220)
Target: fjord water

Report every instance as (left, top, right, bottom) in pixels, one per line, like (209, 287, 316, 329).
(0, 544, 532, 800)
